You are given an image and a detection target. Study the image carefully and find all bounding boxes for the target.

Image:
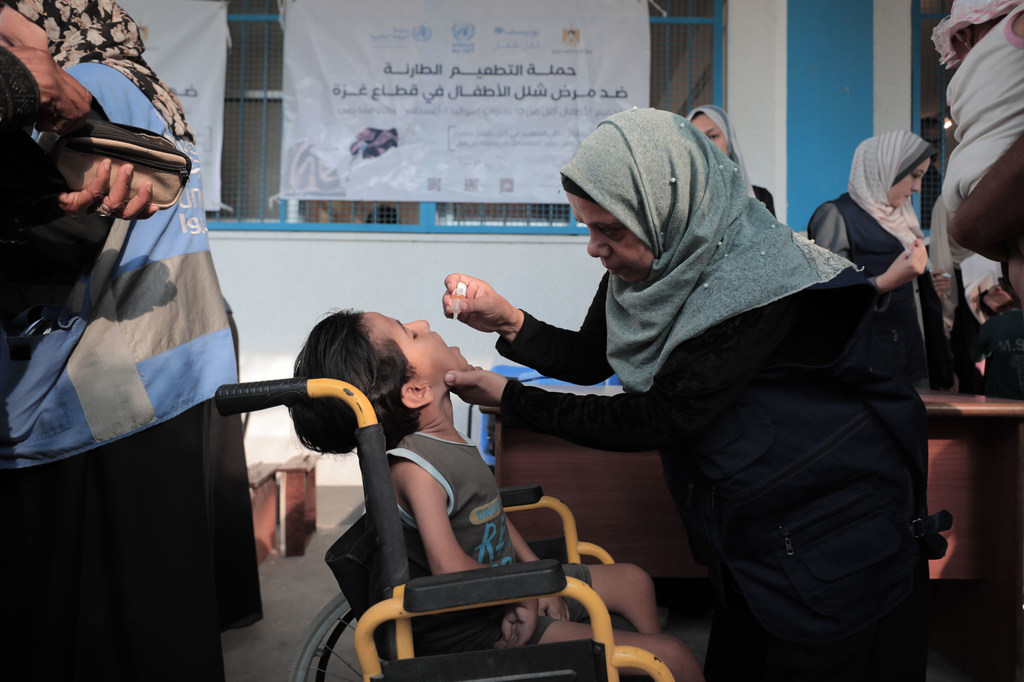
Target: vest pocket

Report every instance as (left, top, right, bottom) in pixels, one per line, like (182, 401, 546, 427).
(690, 398, 775, 483)
(1, 305, 84, 444)
(760, 477, 917, 616)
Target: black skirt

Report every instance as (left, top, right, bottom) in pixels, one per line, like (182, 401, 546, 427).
(0, 401, 255, 681)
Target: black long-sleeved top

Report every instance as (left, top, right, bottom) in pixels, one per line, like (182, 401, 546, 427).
(0, 45, 39, 133)
(494, 271, 938, 644)
(0, 47, 70, 239)
(496, 272, 861, 453)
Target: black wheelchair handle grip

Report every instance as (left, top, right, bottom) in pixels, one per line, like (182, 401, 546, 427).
(215, 378, 309, 416)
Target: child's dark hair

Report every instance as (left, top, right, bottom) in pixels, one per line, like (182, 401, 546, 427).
(290, 310, 420, 452)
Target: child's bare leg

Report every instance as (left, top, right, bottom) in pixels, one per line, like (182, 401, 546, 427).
(539, 620, 704, 682)
(588, 563, 661, 634)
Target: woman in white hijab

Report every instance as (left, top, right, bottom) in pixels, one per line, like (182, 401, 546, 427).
(808, 130, 954, 389)
(687, 104, 776, 216)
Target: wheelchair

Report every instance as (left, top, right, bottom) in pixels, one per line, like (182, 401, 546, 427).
(216, 378, 674, 682)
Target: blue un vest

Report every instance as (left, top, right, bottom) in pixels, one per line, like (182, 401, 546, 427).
(0, 64, 236, 468)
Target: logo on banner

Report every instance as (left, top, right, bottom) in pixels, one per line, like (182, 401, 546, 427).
(370, 27, 424, 45)
(452, 23, 475, 41)
(563, 25, 581, 47)
(452, 22, 475, 53)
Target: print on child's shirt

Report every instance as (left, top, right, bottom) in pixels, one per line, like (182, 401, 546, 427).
(469, 495, 512, 566)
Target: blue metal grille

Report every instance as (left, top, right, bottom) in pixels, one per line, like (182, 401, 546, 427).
(914, 0, 955, 232)
(209, 0, 722, 233)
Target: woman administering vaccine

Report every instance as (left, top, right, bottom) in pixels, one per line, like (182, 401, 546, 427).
(441, 108, 949, 680)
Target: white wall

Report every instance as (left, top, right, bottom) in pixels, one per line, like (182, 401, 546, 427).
(212, 0, 921, 483)
(874, 0, 913, 134)
(726, 0, 788, 224)
(211, 231, 604, 482)
(727, 0, 917, 224)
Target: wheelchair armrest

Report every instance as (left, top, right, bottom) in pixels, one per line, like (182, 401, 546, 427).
(499, 484, 543, 507)
(402, 558, 565, 613)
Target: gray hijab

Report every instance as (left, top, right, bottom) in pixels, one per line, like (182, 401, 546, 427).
(561, 108, 851, 392)
(687, 104, 755, 198)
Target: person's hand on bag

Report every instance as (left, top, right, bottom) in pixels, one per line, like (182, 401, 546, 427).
(5, 45, 91, 135)
(57, 158, 159, 219)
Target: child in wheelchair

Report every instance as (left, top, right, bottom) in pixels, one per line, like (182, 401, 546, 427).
(290, 309, 704, 681)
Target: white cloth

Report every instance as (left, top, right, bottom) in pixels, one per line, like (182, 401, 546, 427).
(931, 0, 1023, 68)
(942, 7, 1024, 213)
(928, 195, 972, 334)
(961, 253, 1005, 324)
(847, 131, 931, 248)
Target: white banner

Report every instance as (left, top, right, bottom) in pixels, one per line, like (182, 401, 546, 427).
(281, 0, 650, 204)
(119, 0, 228, 210)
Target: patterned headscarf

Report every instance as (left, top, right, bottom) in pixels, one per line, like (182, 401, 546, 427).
(686, 104, 755, 198)
(561, 108, 851, 392)
(2, 0, 192, 140)
(847, 131, 933, 248)
(931, 0, 1022, 68)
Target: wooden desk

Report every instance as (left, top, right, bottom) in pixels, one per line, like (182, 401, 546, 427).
(494, 418, 701, 579)
(492, 388, 1024, 681)
(918, 391, 1024, 681)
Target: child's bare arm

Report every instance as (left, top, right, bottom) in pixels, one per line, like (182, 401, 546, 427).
(506, 518, 570, 619)
(506, 517, 539, 562)
(391, 458, 541, 644)
(390, 459, 487, 574)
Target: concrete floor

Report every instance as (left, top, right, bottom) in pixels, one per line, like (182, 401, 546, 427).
(221, 485, 364, 682)
(221, 485, 975, 681)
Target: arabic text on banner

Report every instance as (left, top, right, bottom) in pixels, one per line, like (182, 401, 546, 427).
(281, 0, 650, 204)
(119, 0, 228, 211)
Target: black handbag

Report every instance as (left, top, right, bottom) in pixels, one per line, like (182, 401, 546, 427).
(47, 120, 192, 209)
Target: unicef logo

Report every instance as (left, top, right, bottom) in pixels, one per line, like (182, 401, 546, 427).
(412, 25, 432, 42)
(452, 22, 475, 42)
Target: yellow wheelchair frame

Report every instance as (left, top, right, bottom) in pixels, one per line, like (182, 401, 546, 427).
(216, 378, 673, 682)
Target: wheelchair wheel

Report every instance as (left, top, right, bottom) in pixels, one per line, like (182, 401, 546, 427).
(287, 593, 365, 682)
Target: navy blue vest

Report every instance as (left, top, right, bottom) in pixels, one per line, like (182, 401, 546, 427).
(660, 269, 932, 643)
(833, 193, 928, 383)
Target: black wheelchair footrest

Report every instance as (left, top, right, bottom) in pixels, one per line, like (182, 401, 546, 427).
(377, 638, 609, 681)
(403, 559, 566, 613)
